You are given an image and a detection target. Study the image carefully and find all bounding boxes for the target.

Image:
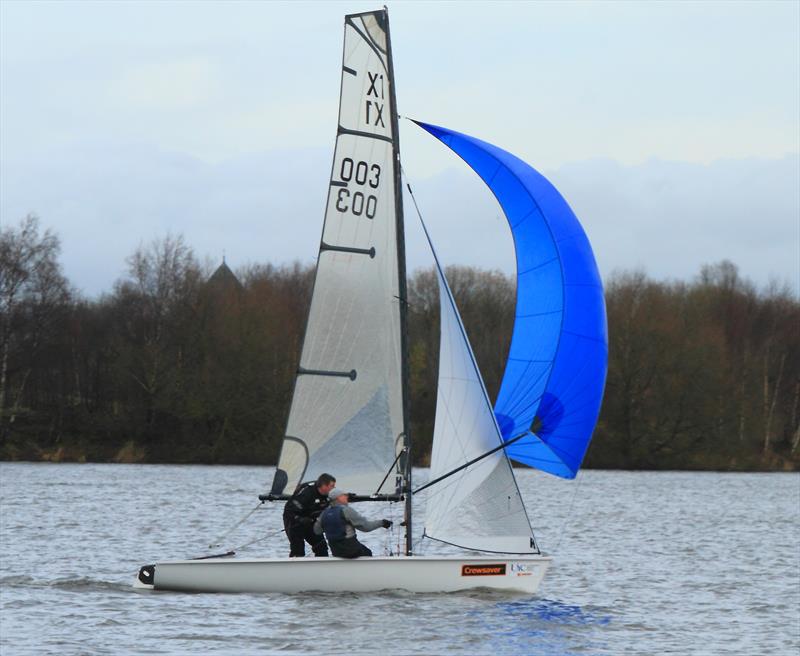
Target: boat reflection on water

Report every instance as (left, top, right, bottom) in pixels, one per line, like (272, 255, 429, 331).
(495, 598, 611, 625)
(464, 597, 612, 655)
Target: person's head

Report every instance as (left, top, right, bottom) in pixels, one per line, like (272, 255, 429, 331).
(327, 487, 349, 505)
(316, 473, 336, 496)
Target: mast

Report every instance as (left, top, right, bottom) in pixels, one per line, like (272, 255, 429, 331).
(383, 7, 413, 556)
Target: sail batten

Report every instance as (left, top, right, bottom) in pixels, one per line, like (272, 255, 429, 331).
(414, 120, 608, 480)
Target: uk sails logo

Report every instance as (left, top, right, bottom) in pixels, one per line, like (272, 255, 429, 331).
(510, 562, 534, 576)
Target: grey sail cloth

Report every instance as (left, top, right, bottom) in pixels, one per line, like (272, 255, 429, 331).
(272, 12, 404, 496)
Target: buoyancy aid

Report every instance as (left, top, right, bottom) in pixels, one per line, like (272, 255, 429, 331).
(320, 505, 347, 541)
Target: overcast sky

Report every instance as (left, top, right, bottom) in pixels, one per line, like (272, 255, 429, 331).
(1, 0, 798, 296)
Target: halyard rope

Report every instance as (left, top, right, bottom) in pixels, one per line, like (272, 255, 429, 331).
(229, 527, 286, 554)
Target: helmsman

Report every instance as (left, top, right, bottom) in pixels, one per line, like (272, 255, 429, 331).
(282, 473, 336, 557)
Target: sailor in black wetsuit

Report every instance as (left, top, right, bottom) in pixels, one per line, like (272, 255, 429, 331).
(283, 473, 336, 557)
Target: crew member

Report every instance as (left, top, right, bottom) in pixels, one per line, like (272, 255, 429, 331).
(314, 488, 392, 558)
(283, 473, 336, 557)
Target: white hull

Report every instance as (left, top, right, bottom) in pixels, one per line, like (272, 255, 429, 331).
(135, 555, 551, 594)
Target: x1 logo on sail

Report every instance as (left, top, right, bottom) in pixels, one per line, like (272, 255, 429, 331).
(366, 71, 385, 127)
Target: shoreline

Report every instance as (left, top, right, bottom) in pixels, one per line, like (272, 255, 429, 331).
(1, 454, 796, 474)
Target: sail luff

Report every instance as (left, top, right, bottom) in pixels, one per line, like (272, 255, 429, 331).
(413, 188, 519, 464)
(381, 9, 414, 557)
(410, 187, 536, 554)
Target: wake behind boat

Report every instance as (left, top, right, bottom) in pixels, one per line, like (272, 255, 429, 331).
(135, 7, 606, 595)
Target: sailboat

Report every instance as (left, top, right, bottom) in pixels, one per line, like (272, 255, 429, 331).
(134, 8, 607, 594)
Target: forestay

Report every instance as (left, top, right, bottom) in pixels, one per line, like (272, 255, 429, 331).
(271, 12, 404, 496)
(414, 121, 608, 480)
(418, 218, 535, 555)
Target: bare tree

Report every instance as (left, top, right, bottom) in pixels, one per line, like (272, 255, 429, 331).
(0, 215, 70, 439)
(112, 234, 201, 428)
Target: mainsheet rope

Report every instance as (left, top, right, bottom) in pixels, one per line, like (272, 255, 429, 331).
(207, 501, 266, 550)
(229, 527, 286, 554)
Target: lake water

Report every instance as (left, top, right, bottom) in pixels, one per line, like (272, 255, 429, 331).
(0, 463, 797, 655)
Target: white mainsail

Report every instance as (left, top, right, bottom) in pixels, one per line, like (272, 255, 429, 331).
(272, 12, 405, 496)
(420, 231, 536, 554)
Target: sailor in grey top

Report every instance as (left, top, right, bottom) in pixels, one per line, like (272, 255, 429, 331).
(314, 488, 392, 558)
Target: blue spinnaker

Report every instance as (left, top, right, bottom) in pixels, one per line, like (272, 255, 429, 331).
(414, 121, 607, 479)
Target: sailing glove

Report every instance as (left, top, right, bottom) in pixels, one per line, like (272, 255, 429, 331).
(382, 519, 393, 529)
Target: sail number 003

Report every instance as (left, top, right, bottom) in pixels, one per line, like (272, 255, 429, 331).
(335, 158, 380, 219)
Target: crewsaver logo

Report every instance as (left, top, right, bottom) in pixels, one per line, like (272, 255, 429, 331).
(461, 564, 506, 576)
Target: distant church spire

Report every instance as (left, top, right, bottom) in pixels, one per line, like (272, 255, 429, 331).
(207, 253, 242, 292)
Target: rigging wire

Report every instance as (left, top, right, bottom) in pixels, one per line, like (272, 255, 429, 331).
(422, 532, 542, 556)
(205, 500, 288, 555)
(400, 163, 472, 550)
(401, 162, 507, 549)
(400, 161, 543, 555)
(229, 527, 286, 554)
(207, 502, 265, 549)
(383, 501, 399, 556)
(374, 447, 406, 496)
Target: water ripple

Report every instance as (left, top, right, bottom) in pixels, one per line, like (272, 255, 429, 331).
(1, 464, 798, 656)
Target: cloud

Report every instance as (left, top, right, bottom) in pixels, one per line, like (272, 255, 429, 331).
(403, 152, 799, 292)
(548, 154, 800, 287)
(1, 143, 796, 297)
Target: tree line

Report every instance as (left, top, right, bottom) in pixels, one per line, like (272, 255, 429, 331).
(1, 215, 798, 471)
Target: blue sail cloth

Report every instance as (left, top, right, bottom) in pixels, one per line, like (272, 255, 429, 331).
(414, 121, 607, 479)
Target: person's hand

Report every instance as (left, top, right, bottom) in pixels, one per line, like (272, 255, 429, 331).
(299, 516, 314, 527)
(382, 519, 393, 529)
